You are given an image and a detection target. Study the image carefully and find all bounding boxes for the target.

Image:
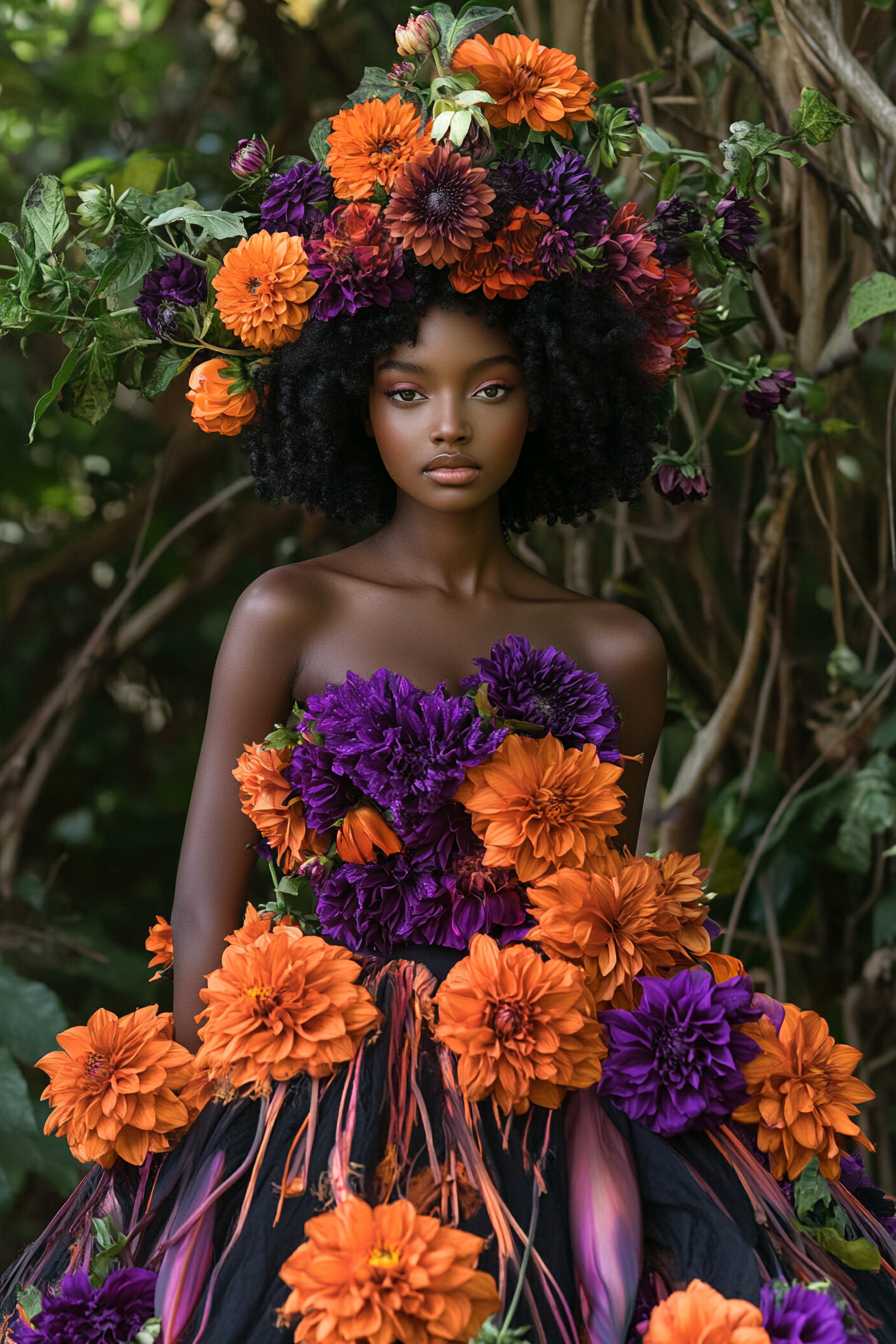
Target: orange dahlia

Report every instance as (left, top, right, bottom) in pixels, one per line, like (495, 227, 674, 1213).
(702, 952, 748, 983)
(37, 1005, 194, 1168)
(452, 33, 595, 138)
(732, 1003, 875, 1180)
(186, 358, 258, 436)
(455, 733, 625, 881)
(227, 902, 298, 948)
(233, 741, 327, 872)
(450, 205, 549, 300)
(336, 806, 402, 865)
(195, 924, 382, 1096)
(146, 914, 173, 981)
(279, 1193, 500, 1344)
(434, 934, 606, 1113)
(644, 1279, 770, 1344)
(527, 860, 683, 1008)
(327, 96, 431, 202)
(647, 850, 715, 958)
(212, 231, 317, 353)
(639, 261, 699, 377)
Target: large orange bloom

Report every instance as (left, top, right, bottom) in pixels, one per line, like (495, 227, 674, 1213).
(227, 901, 298, 949)
(37, 1005, 194, 1168)
(648, 850, 715, 958)
(327, 96, 431, 201)
(527, 860, 683, 1008)
(732, 1003, 875, 1180)
(195, 924, 382, 1097)
(186, 358, 258, 436)
(434, 934, 606, 1113)
(455, 733, 624, 881)
(279, 1194, 500, 1344)
(337, 805, 403, 865)
(233, 741, 328, 872)
(452, 33, 595, 138)
(450, 206, 549, 300)
(212, 231, 317, 353)
(644, 1279, 770, 1344)
(146, 913, 173, 981)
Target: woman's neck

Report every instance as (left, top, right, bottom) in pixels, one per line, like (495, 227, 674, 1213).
(368, 492, 513, 597)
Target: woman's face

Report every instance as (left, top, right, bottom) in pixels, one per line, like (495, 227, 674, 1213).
(367, 304, 531, 515)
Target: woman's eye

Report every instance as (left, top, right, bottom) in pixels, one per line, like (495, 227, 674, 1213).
(388, 388, 423, 402)
(475, 383, 510, 400)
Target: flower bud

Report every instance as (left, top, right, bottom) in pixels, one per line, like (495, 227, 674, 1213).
(458, 117, 493, 165)
(76, 185, 117, 232)
(230, 136, 267, 179)
(651, 463, 710, 505)
(387, 59, 416, 83)
(395, 10, 441, 59)
(336, 806, 402, 865)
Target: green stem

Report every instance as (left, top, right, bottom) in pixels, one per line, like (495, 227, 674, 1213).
(155, 237, 209, 270)
(170, 336, 250, 358)
(268, 860, 280, 893)
(495, 1180, 540, 1343)
(105, 306, 139, 318)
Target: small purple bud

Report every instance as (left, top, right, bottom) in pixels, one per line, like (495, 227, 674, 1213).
(230, 136, 267, 179)
(395, 10, 441, 59)
(628, 105, 643, 126)
(651, 463, 710, 505)
(387, 59, 416, 83)
(715, 186, 760, 263)
(741, 369, 796, 419)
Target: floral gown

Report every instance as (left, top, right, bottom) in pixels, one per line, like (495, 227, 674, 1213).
(3, 638, 896, 1344)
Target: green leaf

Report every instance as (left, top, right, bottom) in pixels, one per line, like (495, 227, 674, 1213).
(775, 423, 807, 471)
(443, 4, 508, 59)
(21, 175, 69, 257)
(770, 148, 808, 169)
(27, 345, 82, 443)
(134, 182, 197, 219)
(0, 962, 67, 1065)
(345, 66, 398, 105)
(309, 118, 332, 163)
(0, 1044, 37, 1136)
(60, 340, 119, 424)
(791, 87, 853, 146)
(808, 1228, 880, 1271)
(148, 207, 247, 240)
(848, 271, 896, 329)
(821, 418, 858, 436)
(140, 345, 192, 399)
(17, 1285, 42, 1320)
(867, 0, 893, 9)
(94, 311, 159, 354)
(658, 160, 680, 201)
(793, 1158, 831, 1222)
(726, 119, 787, 156)
(639, 125, 672, 156)
(61, 156, 119, 186)
(93, 219, 156, 295)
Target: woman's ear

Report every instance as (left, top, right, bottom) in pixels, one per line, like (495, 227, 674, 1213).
(361, 398, 375, 439)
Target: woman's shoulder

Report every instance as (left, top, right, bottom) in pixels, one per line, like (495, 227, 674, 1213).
(227, 554, 360, 638)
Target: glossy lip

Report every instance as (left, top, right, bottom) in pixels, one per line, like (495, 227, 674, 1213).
(423, 452, 480, 486)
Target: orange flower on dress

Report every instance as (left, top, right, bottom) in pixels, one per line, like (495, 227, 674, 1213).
(279, 1193, 501, 1343)
(212, 231, 317, 353)
(452, 33, 595, 138)
(326, 96, 431, 201)
(37, 1005, 194, 1168)
(195, 924, 382, 1097)
(644, 1279, 770, 1344)
(702, 952, 747, 984)
(434, 934, 606, 1114)
(227, 901, 298, 948)
(455, 733, 625, 882)
(233, 742, 328, 872)
(146, 914, 173, 981)
(526, 859, 682, 1008)
(336, 806, 403, 865)
(646, 850, 715, 959)
(732, 1003, 875, 1180)
(186, 358, 258, 436)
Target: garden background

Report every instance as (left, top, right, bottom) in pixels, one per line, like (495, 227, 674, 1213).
(2, 0, 896, 1263)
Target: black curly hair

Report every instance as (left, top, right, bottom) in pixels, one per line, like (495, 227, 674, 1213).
(246, 261, 663, 533)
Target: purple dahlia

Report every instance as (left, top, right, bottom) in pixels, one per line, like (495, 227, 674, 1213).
(487, 159, 545, 228)
(307, 669, 506, 825)
(433, 848, 530, 948)
(402, 801, 478, 870)
(760, 1282, 849, 1344)
(839, 1151, 896, 1239)
(715, 187, 760, 264)
(286, 738, 357, 831)
(461, 634, 621, 756)
(741, 369, 796, 420)
(598, 967, 761, 1137)
(314, 851, 438, 953)
(651, 194, 702, 265)
(539, 151, 611, 239)
(10, 1268, 157, 1344)
(260, 160, 330, 238)
(135, 255, 206, 338)
(651, 463, 710, 505)
(537, 223, 578, 279)
(230, 136, 266, 178)
(307, 201, 414, 320)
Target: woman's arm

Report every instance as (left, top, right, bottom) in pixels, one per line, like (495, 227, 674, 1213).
(171, 571, 307, 1050)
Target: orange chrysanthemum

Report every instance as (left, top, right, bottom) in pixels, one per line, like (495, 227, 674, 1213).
(450, 206, 549, 300)
(212, 231, 317, 353)
(195, 924, 382, 1097)
(732, 1003, 875, 1180)
(434, 934, 606, 1113)
(146, 914, 173, 981)
(644, 1279, 770, 1344)
(327, 96, 432, 202)
(227, 901, 298, 949)
(186, 358, 258, 436)
(279, 1194, 500, 1344)
(527, 859, 684, 1008)
(37, 1005, 194, 1168)
(336, 806, 403, 865)
(455, 733, 625, 882)
(647, 850, 715, 958)
(233, 741, 328, 872)
(452, 33, 595, 138)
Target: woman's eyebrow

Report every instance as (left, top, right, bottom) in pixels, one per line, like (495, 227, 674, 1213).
(376, 358, 426, 374)
(468, 355, 520, 372)
(377, 354, 520, 374)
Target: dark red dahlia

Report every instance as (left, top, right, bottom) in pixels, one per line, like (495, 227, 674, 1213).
(651, 462, 710, 505)
(715, 187, 760, 263)
(385, 143, 494, 268)
(741, 369, 796, 419)
(306, 202, 414, 320)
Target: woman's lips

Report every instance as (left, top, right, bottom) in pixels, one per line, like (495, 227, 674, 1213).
(423, 454, 480, 486)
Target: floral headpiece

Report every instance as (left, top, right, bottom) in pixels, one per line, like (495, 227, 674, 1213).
(0, 4, 852, 497)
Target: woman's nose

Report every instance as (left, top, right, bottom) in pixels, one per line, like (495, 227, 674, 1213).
(430, 394, 470, 446)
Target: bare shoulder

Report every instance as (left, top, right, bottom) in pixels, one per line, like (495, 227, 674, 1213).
(569, 597, 667, 684)
(227, 555, 345, 639)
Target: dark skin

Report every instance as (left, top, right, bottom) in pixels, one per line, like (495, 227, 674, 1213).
(172, 305, 667, 1049)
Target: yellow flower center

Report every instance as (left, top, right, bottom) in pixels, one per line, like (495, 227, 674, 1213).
(245, 985, 277, 1009)
(368, 1244, 401, 1269)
